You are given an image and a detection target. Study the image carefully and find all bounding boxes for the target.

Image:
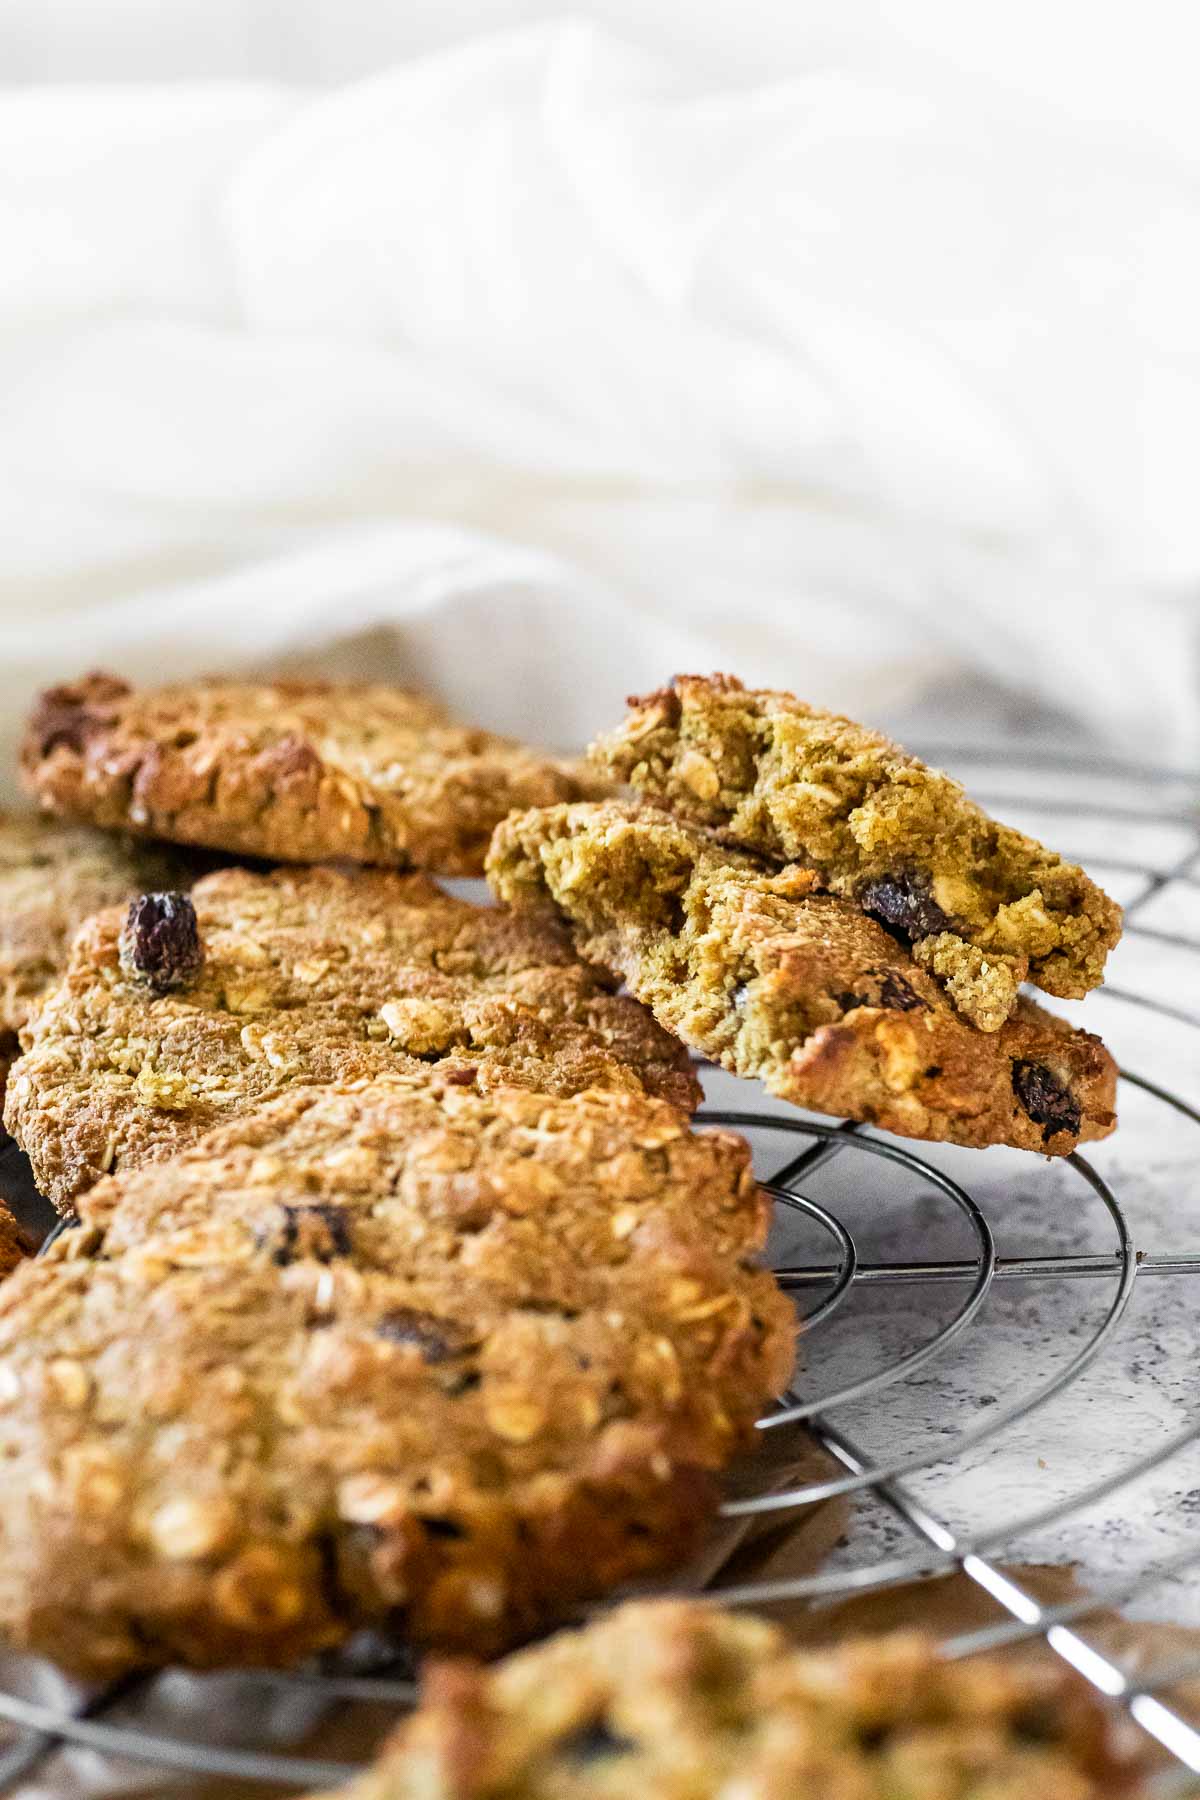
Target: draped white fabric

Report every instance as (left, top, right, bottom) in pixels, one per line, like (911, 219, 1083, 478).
(0, 14, 1196, 792)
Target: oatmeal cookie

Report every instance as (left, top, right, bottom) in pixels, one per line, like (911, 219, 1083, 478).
(74, 1079, 766, 1276)
(0, 1104, 791, 1675)
(487, 804, 1117, 1155)
(21, 673, 610, 875)
(593, 675, 1122, 1029)
(0, 812, 200, 1099)
(4, 865, 698, 1209)
(303, 1601, 1139, 1798)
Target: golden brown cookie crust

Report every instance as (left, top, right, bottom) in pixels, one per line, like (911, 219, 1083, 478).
(76, 1078, 768, 1277)
(0, 1087, 792, 1677)
(487, 802, 1117, 1156)
(592, 674, 1122, 1029)
(0, 1199, 27, 1278)
(4, 864, 699, 1209)
(306, 1601, 1139, 1798)
(21, 673, 610, 876)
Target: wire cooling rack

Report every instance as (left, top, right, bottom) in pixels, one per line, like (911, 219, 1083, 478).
(0, 741, 1198, 1794)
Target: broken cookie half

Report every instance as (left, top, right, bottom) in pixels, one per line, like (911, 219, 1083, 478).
(487, 803, 1117, 1157)
(592, 674, 1122, 1032)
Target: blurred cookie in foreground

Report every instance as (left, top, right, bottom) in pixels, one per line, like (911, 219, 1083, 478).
(0, 812, 200, 1099)
(303, 1600, 1141, 1799)
(22, 672, 610, 875)
(488, 802, 1117, 1156)
(0, 1095, 791, 1676)
(593, 674, 1122, 1031)
(5, 864, 699, 1208)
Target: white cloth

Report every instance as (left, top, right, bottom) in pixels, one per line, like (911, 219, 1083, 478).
(0, 18, 1197, 777)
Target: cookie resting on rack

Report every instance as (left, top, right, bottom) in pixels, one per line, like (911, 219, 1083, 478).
(592, 674, 1122, 1031)
(302, 1600, 1141, 1799)
(3, 865, 699, 1209)
(487, 803, 1118, 1156)
(74, 1076, 765, 1276)
(0, 811, 202, 1101)
(21, 672, 610, 875)
(0, 1089, 792, 1676)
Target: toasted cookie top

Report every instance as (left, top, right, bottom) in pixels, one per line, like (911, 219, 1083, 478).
(5, 864, 699, 1206)
(76, 1078, 773, 1274)
(22, 673, 609, 875)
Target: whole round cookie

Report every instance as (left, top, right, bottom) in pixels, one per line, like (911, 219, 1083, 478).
(4, 865, 699, 1209)
(22, 673, 609, 874)
(305, 1601, 1140, 1798)
(0, 1089, 792, 1676)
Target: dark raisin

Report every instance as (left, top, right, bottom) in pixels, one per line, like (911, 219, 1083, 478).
(516, 1299, 580, 1319)
(31, 696, 93, 758)
(259, 734, 322, 782)
(1012, 1701, 1062, 1745)
(441, 1066, 478, 1087)
(560, 1720, 635, 1764)
(420, 1516, 466, 1540)
(443, 1369, 481, 1396)
(417, 1512, 464, 1540)
(375, 1308, 470, 1363)
(257, 1203, 353, 1266)
(119, 892, 204, 993)
(858, 873, 951, 943)
(28, 674, 130, 759)
(876, 970, 928, 1011)
(856, 1723, 892, 1754)
(1012, 1061, 1081, 1143)
(832, 972, 927, 1014)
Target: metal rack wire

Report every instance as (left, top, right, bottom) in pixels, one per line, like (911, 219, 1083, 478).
(0, 742, 1197, 1793)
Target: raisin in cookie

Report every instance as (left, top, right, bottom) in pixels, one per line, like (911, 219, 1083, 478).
(4, 865, 698, 1209)
(488, 804, 1117, 1156)
(21, 673, 609, 876)
(593, 675, 1122, 1030)
(0, 1100, 792, 1676)
(0, 812, 200, 1099)
(303, 1601, 1139, 1799)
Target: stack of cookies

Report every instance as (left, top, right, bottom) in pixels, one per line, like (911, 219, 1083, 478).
(491, 674, 1122, 1156)
(0, 668, 1131, 1798)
